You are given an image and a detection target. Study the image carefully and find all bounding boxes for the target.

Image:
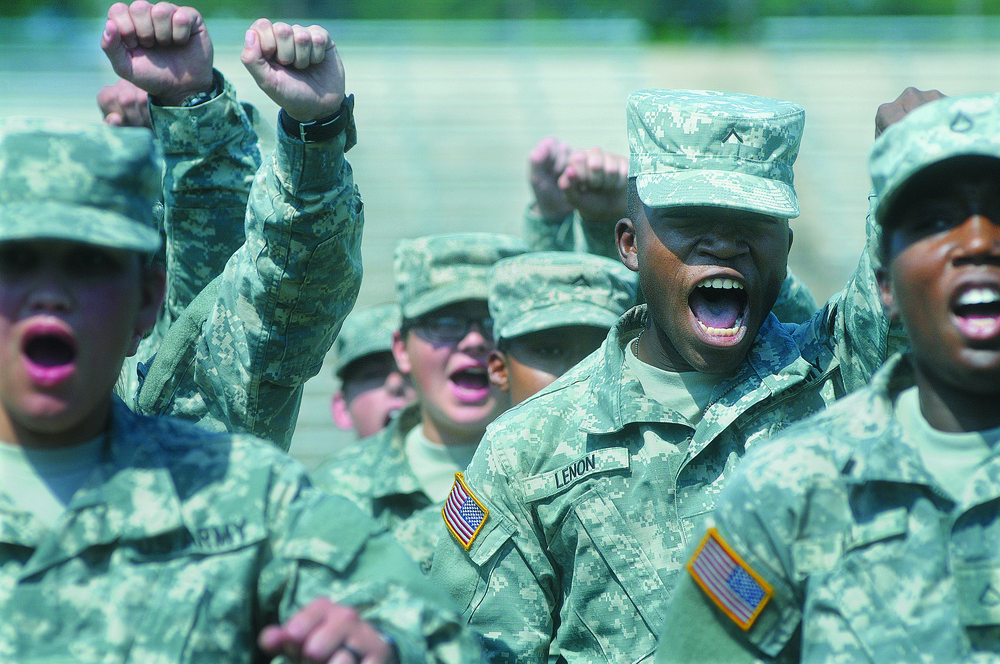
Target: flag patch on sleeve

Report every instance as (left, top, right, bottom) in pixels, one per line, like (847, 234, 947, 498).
(687, 527, 773, 631)
(443, 472, 488, 550)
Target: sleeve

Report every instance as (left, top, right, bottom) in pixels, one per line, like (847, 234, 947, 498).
(259, 460, 483, 664)
(429, 437, 557, 664)
(795, 194, 902, 393)
(152, 71, 260, 324)
(656, 457, 805, 664)
(771, 267, 818, 325)
(524, 204, 576, 252)
(135, 95, 364, 450)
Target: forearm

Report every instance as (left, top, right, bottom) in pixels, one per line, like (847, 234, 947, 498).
(202, 102, 362, 446)
(151, 70, 261, 320)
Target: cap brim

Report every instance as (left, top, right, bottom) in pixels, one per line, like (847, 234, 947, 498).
(636, 170, 799, 219)
(402, 282, 489, 319)
(499, 304, 621, 341)
(0, 201, 161, 253)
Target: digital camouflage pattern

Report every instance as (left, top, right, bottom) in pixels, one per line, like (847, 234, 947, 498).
(657, 354, 1000, 663)
(0, 118, 162, 253)
(628, 89, 803, 218)
(431, 258, 892, 662)
(311, 404, 441, 573)
(870, 92, 1000, 224)
(334, 302, 402, 379)
(431, 87, 895, 657)
(0, 398, 480, 663)
(119, 73, 363, 451)
(394, 233, 528, 320)
(488, 251, 638, 342)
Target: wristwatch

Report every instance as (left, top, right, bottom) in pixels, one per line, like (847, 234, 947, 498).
(279, 94, 355, 143)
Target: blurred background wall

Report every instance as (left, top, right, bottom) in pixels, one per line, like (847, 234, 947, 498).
(3, 2, 999, 466)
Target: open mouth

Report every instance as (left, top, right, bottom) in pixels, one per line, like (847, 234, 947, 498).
(449, 366, 490, 401)
(25, 334, 76, 368)
(952, 285, 1000, 340)
(689, 277, 749, 338)
(21, 326, 78, 387)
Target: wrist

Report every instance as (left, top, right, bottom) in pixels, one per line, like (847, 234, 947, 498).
(279, 94, 354, 143)
(152, 71, 221, 108)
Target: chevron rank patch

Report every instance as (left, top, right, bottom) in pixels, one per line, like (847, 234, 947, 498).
(443, 472, 488, 550)
(687, 528, 773, 631)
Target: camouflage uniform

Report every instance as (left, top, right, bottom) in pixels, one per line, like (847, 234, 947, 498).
(0, 119, 478, 663)
(312, 234, 528, 572)
(430, 90, 894, 663)
(312, 403, 441, 573)
(657, 91, 1000, 664)
(124, 72, 363, 451)
(656, 354, 1000, 664)
(0, 399, 480, 663)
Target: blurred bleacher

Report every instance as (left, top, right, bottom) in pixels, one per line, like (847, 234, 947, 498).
(3, 16, 999, 466)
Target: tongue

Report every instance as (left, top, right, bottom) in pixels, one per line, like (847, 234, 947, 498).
(690, 290, 741, 329)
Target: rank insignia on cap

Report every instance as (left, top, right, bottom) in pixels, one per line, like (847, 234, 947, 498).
(443, 473, 488, 550)
(687, 527, 773, 631)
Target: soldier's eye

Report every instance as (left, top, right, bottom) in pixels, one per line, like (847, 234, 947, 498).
(0, 243, 38, 278)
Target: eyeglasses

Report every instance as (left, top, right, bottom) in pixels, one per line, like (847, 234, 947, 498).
(408, 314, 494, 343)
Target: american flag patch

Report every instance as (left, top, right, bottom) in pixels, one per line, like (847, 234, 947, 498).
(687, 528, 773, 631)
(443, 473, 488, 550)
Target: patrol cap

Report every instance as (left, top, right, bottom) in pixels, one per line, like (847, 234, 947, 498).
(627, 89, 803, 219)
(394, 233, 529, 320)
(0, 118, 162, 253)
(489, 251, 639, 342)
(870, 93, 1000, 226)
(333, 303, 401, 379)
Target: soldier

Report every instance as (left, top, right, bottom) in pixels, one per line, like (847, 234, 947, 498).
(101, 1, 359, 450)
(429, 89, 899, 662)
(486, 251, 638, 406)
(331, 303, 417, 439)
(656, 92, 1000, 663)
(0, 118, 480, 663)
(311, 233, 528, 572)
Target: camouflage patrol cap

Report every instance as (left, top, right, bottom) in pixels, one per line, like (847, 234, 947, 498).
(333, 303, 401, 379)
(870, 93, 1000, 225)
(628, 89, 803, 218)
(489, 252, 639, 342)
(0, 118, 162, 253)
(394, 233, 529, 319)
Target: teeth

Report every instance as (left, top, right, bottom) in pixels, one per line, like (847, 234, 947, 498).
(697, 318, 744, 336)
(957, 287, 1000, 306)
(697, 277, 743, 290)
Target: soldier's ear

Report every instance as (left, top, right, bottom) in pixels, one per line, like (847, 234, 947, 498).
(617, 217, 639, 272)
(331, 392, 354, 431)
(487, 350, 510, 393)
(876, 266, 900, 321)
(392, 329, 412, 375)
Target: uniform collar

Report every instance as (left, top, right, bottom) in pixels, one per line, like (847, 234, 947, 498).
(361, 404, 429, 502)
(2, 398, 186, 578)
(580, 305, 815, 437)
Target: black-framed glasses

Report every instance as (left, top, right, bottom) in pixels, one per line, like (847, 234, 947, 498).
(408, 314, 494, 343)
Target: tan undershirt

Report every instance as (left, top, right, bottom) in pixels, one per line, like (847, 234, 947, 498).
(0, 435, 106, 529)
(895, 386, 1000, 502)
(626, 336, 727, 427)
(404, 425, 480, 503)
